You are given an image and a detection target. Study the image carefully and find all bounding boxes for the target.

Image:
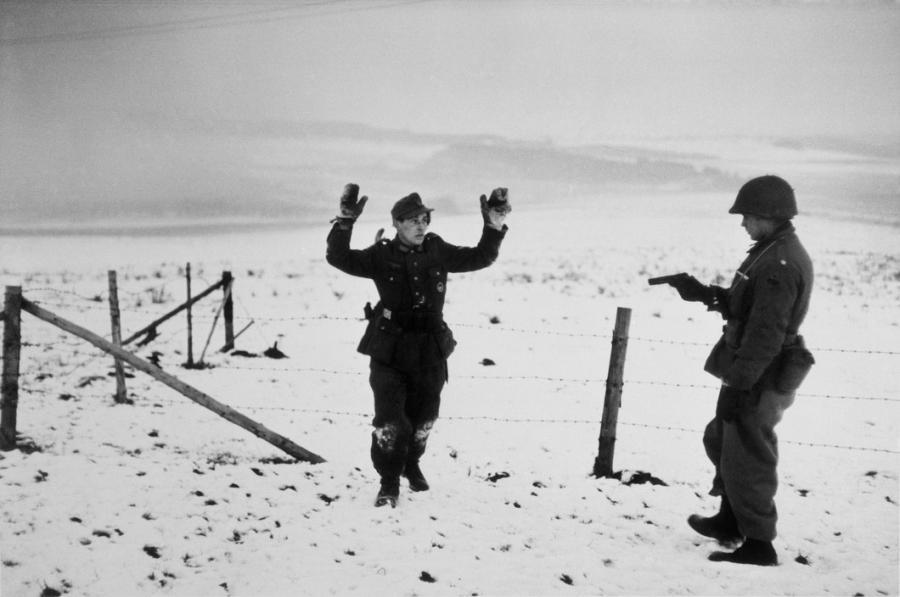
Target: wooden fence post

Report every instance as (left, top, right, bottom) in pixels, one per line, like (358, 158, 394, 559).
(1, 286, 22, 451)
(20, 297, 325, 463)
(222, 271, 234, 352)
(593, 307, 631, 478)
(121, 278, 223, 346)
(108, 271, 128, 404)
(185, 263, 194, 367)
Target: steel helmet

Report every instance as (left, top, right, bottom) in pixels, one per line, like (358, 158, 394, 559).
(729, 175, 797, 220)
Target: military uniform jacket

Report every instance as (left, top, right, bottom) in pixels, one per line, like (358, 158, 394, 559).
(326, 222, 507, 369)
(704, 223, 813, 391)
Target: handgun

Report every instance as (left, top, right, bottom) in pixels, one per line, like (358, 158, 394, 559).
(647, 273, 690, 286)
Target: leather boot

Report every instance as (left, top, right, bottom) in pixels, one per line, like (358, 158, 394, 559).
(374, 477, 399, 508)
(709, 538, 778, 566)
(688, 496, 742, 544)
(402, 461, 429, 492)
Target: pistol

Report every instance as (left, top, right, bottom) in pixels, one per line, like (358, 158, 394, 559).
(647, 273, 689, 286)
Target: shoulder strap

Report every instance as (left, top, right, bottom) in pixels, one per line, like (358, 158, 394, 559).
(737, 238, 780, 279)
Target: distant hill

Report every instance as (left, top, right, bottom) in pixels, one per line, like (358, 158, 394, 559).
(2, 113, 895, 231)
(415, 141, 738, 191)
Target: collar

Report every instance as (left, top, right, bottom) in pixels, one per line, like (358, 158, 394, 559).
(748, 221, 794, 253)
(391, 235, 425, 253)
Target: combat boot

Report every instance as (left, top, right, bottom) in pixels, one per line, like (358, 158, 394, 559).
(403, 461, 429, 492)
(374, 477, 399, 508)
(688, 497, 742, 544)
(708, 538, 778, 566)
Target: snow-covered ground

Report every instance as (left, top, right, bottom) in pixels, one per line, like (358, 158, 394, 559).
(1, 193, 898, 597)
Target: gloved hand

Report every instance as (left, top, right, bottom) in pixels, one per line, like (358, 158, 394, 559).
(716, 385, 749, 422)
(336, 183, 368, 222)
(479, 187, 511, 230)
(668, 273, 715, 304)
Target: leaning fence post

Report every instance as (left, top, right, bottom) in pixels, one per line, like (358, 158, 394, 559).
(198, 283, 231, 365)
(593, 306, 632, 478)
(122, 277, 223, 346)
(108, 271, 128, 404)
(1, 286, 22, 451)
(222, 271, 234, 352)
(20, 298, 325, 463)
(185, 263, 194, 367)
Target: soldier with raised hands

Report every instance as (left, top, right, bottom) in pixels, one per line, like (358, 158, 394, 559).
(326, 184, 510, 507)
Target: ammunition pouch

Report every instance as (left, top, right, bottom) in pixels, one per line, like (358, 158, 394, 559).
(433, 323, 457, 359)
(774, 335, 815, 393)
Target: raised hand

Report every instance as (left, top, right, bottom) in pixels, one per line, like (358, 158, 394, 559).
(479, 187, 511, 230)
(338, 183, 368, 221)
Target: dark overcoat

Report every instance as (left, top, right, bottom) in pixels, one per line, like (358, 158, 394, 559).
(326, 222, 506, 370)
(704, 222, 814, 391)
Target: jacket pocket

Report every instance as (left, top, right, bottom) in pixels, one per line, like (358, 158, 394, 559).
(428, 266, 447, 294)
(357, 315, 403, 364)
(703, 335, 734, 380)
(382, 261, 403, 282)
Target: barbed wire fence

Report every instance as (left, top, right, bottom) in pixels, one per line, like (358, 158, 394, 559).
(22, 289, 900, 356)
(6, 277, 898, 458)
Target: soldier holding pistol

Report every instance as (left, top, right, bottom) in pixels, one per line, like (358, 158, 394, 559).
(326, 184, 510, 507)
(653, 175, 814, 566)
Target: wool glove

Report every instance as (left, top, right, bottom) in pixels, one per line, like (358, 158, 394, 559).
(333, 183, 368, 224)
(479, 187, 511, 230)
(716, 385, 749, 422)
(668, 273, 716, 305)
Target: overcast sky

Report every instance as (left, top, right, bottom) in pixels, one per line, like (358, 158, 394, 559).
(4, 0, 899, 141)
(2, 1, 899, 223)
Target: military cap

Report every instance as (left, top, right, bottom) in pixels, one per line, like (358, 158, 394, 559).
(391, 193, 433, 221)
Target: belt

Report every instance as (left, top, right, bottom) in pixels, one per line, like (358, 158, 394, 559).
(382, 307, 443, 332)
(725, 319, 799, 348)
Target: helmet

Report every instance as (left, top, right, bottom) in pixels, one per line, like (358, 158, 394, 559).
(729, 175, 797, 220)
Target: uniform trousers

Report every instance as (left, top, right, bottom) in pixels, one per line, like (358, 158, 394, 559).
(702, 386, 796, 541)
(369, 358, 445, 481)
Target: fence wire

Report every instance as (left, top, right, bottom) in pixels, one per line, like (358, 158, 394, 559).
(18, 386, 900, 455)
(21, 296, 900, 356)
(15, 336, 900, 403)
(6, 287, 900, 457)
